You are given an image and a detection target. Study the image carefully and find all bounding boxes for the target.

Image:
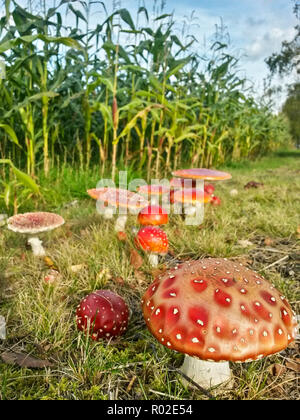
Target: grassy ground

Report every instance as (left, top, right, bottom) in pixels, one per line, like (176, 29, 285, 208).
(0, 150, 299, 400)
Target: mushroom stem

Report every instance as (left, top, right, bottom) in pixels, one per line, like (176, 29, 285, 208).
(148, 253, 159, 267)
(180, 355, 232, 389)
(27, 237, 46, 257)
(114, 215, 128, 232)
(103, 207, 115, 220)
(184, 205, 196, 216)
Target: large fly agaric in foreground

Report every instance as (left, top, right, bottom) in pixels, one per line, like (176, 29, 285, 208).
(142, 258, 297, 389)
(7, 212, 65, 257)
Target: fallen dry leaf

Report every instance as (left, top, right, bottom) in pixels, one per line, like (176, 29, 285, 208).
(244, 181, 264, 189)
(130, 249, 144, 270)
(1, 351, 54, 369)
(268, 363, 287, 377)
(113, 276, 125, 286)
(286, 360, 300, 373)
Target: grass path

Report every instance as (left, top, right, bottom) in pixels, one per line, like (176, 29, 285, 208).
(0, 150, 299, 400)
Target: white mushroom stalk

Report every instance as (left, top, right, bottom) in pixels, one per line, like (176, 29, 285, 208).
(148, 253, 159, 268)
(27, 237, 46, 257)
(180, 356, 231, 388)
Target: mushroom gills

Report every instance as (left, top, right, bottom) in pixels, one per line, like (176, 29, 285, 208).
(180, 355, 232, 389)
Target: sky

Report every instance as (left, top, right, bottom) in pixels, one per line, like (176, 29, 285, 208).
(154, 0, 298, 107)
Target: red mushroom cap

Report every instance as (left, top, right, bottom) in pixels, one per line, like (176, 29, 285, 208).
(135, 226, 169, 254)
(204, 184, 215, 195)
(142, 258, 297, 362)
(138, 205, 168, 226)
(76, 290, 129, 341)
(211, 195, 221, 206)
(7, 212, 64, 234)
(172, 168, 232, 181)
(172, 188, 211, 205)
(137, 185, 171, 196)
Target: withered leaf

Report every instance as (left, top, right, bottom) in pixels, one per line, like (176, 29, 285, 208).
(130, 249, 144, 270)
(1, 351, 54, 369)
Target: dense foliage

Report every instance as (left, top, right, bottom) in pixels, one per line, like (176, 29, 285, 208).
(0, 0, 292, 202)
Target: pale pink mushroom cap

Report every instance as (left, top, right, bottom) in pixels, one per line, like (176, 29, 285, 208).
(87, 188, 148, 210)
(7, 212, 65, 234)
(172, 168, 232, 181)
(142, 258, 297, 362)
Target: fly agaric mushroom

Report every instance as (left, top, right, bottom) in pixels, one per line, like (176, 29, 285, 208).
(7, 212, 65, 257)
(76, 290, 129, 341)
(138, 205, 168, 227)
(172, 168, 231, 209)
(87, 187, 148, 232)
(142, 258, 297, 389)
(210, 195, 221, 206)
(172, 188, 211, 218)
(135, 226, 169, 267)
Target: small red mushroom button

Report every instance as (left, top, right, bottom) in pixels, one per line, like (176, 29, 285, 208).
(135, 226, 169, 267)
(76, 290, 129, 341)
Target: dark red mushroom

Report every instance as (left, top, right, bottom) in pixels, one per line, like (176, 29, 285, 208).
(135, 226, 169, 267)
(138, 205, 168, 227)
(76, 290, 129, 341)
(142, 258, 297, 388)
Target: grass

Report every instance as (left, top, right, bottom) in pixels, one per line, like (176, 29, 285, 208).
(0, 150, 299, 400)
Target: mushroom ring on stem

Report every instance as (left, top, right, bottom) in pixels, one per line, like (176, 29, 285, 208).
(76, 290, 129, 341)
(142, 258, 297, 389)
(135, 226, 169, 267)
(87, 187, 148, 232)
(7, 212, 65, 257)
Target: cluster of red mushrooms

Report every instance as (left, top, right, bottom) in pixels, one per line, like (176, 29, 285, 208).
(4, 167, 298, 390)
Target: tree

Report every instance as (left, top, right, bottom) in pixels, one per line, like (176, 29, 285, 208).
(265, 1, 299, 76)
(282, 83, 300, 145)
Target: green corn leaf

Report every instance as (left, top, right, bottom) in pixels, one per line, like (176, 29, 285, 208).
(0, 124, 20, 146)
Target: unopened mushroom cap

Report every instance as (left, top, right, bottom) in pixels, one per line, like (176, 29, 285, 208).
(135, 226, 169, 254)
(172, 168, 232, 181)
(7, 212, 65, 234)
(138, 205, 168, 226)
(142, 258, 297, 362)
(76, 290, 129, 340)
(173, 188, 211, 204)
(88, 187, 148, 210)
